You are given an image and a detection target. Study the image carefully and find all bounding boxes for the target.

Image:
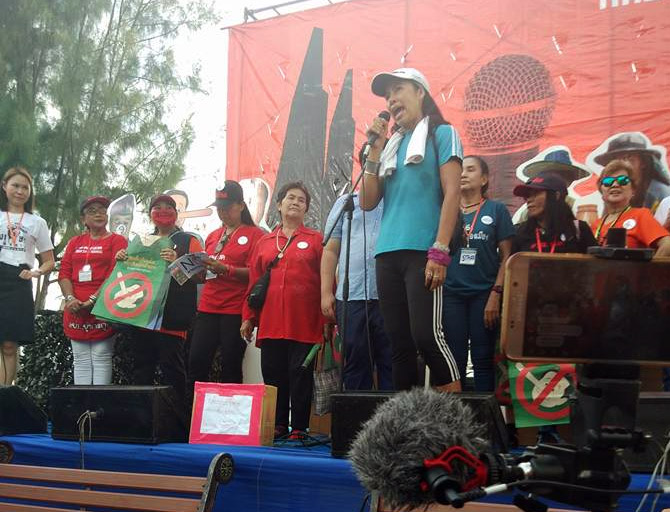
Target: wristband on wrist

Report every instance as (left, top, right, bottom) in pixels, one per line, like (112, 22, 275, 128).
(65, 295, 76, 302)
(432, 241, 450, 253)
(427, 247, 451, 266)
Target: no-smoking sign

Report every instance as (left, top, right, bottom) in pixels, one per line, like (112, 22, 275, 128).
(515, 363, 576, 421)
(103, 271, 153, 319)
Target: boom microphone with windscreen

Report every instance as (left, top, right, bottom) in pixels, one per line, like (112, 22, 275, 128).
(349, 388, 645, 512)
(464, 54, 556, 213)
(348, 388, 487, 510)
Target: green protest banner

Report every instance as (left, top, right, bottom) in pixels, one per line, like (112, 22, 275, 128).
(494, 333, 511, 406)
(92, 235, 172, 329)
(508, 361, 576, 428)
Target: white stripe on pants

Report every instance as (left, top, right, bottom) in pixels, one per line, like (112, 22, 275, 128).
(70, 336, 115, 385)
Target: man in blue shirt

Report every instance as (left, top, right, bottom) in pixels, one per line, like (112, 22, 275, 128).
(321, 195, 392, 390)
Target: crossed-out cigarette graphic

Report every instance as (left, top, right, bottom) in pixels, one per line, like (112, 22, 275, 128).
(113, 271, 144, 309)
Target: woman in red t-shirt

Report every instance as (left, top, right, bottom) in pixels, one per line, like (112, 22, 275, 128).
(187, 182, 264, 403)
(241, 181, 324, 440)
(592, 159, 670, 257)
(115, 194, 203, 412)
(59, 196, 127, 384)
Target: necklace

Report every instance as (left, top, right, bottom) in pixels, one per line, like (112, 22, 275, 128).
(461, 200, 482, 210)
(275, 227, 293, 259)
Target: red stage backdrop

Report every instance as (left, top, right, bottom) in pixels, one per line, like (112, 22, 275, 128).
(226, 0, 670, 228)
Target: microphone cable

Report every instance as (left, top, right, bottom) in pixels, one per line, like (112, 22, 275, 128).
(635, 435, 670, 512)
(77, 408, 103, 469)
(357, 153, 378, 390)
(357, 492, 371, 512)
(460, 479, 670, 506)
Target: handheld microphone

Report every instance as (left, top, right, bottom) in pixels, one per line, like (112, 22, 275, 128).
(367, 110, 391, 146)
(362, 111, 391, 159)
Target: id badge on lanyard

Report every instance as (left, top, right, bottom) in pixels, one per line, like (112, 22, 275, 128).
(459, 248, 477, 265)
(459, 200, 484, 266)
(79, 264, 92, 282)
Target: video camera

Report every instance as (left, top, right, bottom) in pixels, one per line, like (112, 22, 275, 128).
(492, 249, 670, 511)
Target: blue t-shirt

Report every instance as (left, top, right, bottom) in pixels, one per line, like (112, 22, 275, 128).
(375, 124, 463, 256)
(324, 195, 383, 301)
(445, 199, 515, 296)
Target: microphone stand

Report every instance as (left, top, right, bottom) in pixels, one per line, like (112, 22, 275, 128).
(322, 156, 371, 392)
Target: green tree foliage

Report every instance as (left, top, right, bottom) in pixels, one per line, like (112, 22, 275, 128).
(0, 0, 216, 306)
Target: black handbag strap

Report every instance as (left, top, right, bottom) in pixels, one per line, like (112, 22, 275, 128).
(267, 233, 296, 270)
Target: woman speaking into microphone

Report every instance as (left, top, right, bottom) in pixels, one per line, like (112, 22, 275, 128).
(360, 68, 462, 392)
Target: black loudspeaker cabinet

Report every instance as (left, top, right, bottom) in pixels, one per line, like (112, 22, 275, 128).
(622, 392, 670, 473)
(50, 385, 186, 444)
(0, 386, 47, 435)
(330, 391, 508, 458)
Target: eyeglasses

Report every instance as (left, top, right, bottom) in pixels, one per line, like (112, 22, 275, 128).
(601, 175, 631, 187)
(84, 208, 107, 215)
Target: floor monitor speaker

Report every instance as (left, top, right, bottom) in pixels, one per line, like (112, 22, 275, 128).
(330, 391, 508, 458)
(50, 385, 186, 444)
(0, 386, 47, 435)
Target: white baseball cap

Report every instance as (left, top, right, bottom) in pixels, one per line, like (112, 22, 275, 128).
(371, 68, 431, 97)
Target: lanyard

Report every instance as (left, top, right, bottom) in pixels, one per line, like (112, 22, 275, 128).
(214, 225, 240, 256)
(463, 200, 485, 248)
(82, 232, 110, 266)
(83, 234, 93, 266)
(595, 206, 630, 242)
(6, 211, 24, 247)
(535, 228, 557, 254)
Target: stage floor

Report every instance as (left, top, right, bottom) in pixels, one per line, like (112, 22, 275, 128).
(1, 434, 667, 512)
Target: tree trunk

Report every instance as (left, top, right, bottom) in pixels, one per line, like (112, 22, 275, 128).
(34, 273, 56, 311)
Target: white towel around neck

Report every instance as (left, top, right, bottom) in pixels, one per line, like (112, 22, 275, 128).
(379, 116, 430, 178)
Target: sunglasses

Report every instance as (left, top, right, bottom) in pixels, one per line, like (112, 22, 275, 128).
(601, 175, 631, 187)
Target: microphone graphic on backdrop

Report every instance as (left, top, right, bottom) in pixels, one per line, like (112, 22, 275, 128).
(464, 54, 556, 213)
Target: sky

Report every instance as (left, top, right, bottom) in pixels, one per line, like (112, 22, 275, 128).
(169, 0, 349, 223)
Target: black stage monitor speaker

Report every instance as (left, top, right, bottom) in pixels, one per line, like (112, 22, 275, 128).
(50, 385, 186, 444)
(623, 392, 670, 473)
(330, 391, 508, 458)
(0, 386, 47, 435)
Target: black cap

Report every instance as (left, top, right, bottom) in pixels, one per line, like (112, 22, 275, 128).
(149, 194, 177, 210)
(211, 180, 244, 208)
(80, 196, 111, 214)
(513, 172, 568, 198)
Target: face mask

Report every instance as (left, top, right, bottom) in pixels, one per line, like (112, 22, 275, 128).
(151, 209, 177, 227)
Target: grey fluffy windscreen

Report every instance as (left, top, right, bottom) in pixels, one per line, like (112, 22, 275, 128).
(349, 388, 485, 511)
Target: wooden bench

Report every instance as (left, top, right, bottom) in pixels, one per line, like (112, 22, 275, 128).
(0, 441, 233, 512)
